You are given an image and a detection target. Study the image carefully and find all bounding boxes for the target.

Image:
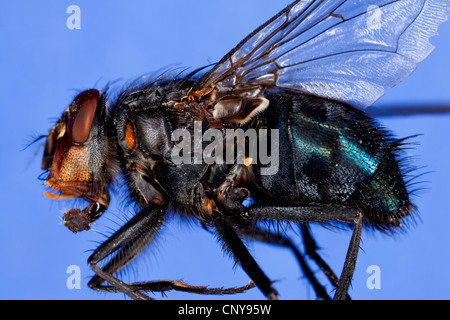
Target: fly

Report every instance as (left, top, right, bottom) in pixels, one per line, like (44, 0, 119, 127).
(39, 0, 450, 300)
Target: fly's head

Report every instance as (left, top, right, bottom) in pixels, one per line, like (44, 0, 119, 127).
(42, 89, 113, 233)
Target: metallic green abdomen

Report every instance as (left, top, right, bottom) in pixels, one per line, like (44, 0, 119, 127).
(256, 93, 412, 228)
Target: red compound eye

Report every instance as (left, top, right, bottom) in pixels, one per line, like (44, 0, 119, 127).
(67, 89, 100, 144)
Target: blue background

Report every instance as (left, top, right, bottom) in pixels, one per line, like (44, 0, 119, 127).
(1, 0, 449, 300)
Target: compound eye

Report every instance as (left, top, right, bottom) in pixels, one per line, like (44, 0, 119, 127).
(67, 89, 100, 144)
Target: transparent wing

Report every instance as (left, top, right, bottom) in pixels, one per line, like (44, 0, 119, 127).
(197, 0, 450, 109)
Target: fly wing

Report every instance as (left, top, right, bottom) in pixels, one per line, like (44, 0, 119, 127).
(194, 0, 449, 124)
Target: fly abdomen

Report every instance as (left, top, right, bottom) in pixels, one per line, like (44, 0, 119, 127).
(333, 105, 412, 228)
(256, 92, 412, 228)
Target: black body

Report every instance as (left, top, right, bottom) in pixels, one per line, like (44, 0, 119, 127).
(112, 83, 411, 228)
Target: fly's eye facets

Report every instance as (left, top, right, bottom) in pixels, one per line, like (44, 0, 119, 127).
(67, 89, 100, 144)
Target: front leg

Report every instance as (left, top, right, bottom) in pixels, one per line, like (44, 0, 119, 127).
(87, 205, 166, 300)
(88, 204, 255, 299)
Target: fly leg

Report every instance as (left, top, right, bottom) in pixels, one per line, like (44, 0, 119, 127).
(333, 214, 362, 300)
(234, 221, 332, 300)
(88, 205, 254, 299)
(212, 211, 278, 300)
(88, 210, 162, 293)
(87, 205, 165, 300)
(299, 223, 351, 300)
(245, 204, 363, 300)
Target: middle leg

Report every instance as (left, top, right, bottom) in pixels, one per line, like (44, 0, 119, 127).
(234, 220, 332, 300)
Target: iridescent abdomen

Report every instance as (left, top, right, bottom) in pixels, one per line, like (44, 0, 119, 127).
(255, 93, 412, 228)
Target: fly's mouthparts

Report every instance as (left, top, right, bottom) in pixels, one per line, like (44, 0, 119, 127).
(63, 201, 106, 233)
(63, 208, 91, 233)
(43, 191, 76, 200)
